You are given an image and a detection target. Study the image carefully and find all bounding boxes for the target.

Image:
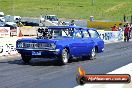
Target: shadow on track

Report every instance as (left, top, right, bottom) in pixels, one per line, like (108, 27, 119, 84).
(6, 59, 62, 66)
(0, 57, 92, 67)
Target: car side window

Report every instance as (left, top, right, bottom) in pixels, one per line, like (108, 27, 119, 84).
(89, 30, 100, 38)
(82, 30, 90, 38)
(74, 30, 82, 38)
(53, 30, 62, 36)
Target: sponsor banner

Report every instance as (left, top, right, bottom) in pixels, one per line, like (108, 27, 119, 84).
(0, 27, 10, 37)
(10, 27, 21, 37)
(10, 27, 18, 36)
(75, 63, 132, 88)
(0, 27, 20, 37)
(76, 66, 131, 85)
(97, 31, 124, 41)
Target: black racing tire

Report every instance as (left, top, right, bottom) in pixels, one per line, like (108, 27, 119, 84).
(89, 47, 96, 60)
(21, 55, 31, 63)
(58, 48, 69, 65)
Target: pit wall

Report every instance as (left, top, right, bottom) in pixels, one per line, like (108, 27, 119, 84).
(97, 30, 124, 42)
(88, 20, 123, 29)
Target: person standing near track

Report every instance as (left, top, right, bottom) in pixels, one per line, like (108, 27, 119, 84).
(69, 20, 76, 26)
(111, 24, 118, 31)
(117, 23, 123, 40)
(118, 23, 123, 31)
(124, 24, 130, 42)
(129, 23, 132, 39)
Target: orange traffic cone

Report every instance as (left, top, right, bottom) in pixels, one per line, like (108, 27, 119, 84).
(18, 30, 23, 37)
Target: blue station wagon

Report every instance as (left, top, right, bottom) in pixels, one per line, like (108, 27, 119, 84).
(16, 26, 104, 65)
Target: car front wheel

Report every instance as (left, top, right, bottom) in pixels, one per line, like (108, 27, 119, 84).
(21, 55, 31, 63)
(89, 47, 96, 60)
(59, 48, 69, 65)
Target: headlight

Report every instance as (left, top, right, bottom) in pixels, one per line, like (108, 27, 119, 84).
(17, 42, 25, 48)
(17, 42, 22, 48)
(50, 43, 56, 49)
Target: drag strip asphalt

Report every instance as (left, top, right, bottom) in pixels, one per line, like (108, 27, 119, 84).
(0, 41, 132, 88)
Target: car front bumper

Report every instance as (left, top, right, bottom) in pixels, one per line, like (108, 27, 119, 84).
(16, 48, 60, 52)
(16, 48, 61, 58)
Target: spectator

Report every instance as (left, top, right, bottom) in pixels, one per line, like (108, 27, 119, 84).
(124, 14, 126, 22)
(111, 24, 118, 31)
(118, 23, 123, 31)
(129, 23, 132, 38)
(124, 24, 130, 42)
(16, 19, 23, 27)
(70, 20, 76, 26)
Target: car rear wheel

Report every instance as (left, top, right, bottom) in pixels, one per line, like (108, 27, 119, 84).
(89, 47, 96, 60)
(21, 55, 31, 63)
(59, 48, 69, 65)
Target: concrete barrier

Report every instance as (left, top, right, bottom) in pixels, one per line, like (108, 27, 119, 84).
(0, 37, 21, 56)
(97, 30, 124, 42)
(88, 21, 122, 28)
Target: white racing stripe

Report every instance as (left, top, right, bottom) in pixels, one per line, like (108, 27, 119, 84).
(74, 63, 132, 88)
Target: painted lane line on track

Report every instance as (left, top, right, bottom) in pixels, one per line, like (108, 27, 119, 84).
(74, 63, 132, 88)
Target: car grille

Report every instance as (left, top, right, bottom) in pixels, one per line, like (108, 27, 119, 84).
(23, 43, 51, 49)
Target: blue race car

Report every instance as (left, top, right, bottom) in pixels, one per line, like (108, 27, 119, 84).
(16, 26, 104, 65)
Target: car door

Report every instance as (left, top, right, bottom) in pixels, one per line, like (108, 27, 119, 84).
(81, 30, 94, 55)
(70, 30, 86, 56)
(88, 29, 104, 53)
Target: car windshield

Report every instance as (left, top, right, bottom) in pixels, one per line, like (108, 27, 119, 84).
(43, 16, 58, 21)
(49, 28, 75, 37)
(50, 16, 58, 21)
